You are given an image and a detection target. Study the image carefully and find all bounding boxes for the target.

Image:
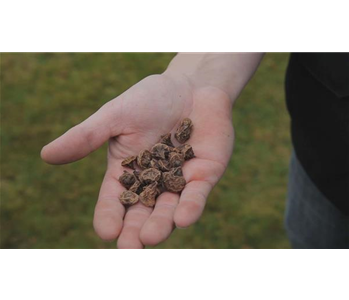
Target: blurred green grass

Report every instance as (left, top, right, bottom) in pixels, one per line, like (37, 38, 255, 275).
(1, 53, 291, 248)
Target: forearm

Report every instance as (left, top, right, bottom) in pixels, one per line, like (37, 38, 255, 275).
(164, 53, 264, 102)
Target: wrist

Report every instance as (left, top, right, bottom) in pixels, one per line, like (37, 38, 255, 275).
(164, 53, 264, 104)
(162, 69, 234, 117)
(163, 68, 234, 108)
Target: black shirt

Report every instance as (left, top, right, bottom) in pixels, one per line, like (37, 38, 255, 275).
(285, 53, 349, 215)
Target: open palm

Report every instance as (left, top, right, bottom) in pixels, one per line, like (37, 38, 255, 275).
(41, 74, 234, 248)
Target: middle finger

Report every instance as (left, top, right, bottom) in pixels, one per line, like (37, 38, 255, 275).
(117, 202, 153, 249)
(140, 192, 179, 246)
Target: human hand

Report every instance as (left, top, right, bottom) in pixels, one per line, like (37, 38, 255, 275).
(41, 73, 234, 248)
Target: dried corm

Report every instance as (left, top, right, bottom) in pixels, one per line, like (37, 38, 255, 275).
(151, 143, 171, 160)
(137, 150, 152, 169)
(119, 170, 136, 189)
(121, 156, 137, 169)
(175, 118, 193, 144)
(129, 180, 143, 194)
(159, 133, 174, 147)
(163, 169, 186, 193)
(119, 191, 139, 206)
(177, 144, 195, 160)
(139, 182, 159, 207)
(168, 152, 185, 168)
(139, 168, 162, 185)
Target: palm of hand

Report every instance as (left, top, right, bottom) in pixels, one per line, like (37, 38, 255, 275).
(42, 74, 234, 248)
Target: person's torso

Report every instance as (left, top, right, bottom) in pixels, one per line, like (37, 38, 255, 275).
(285, 52, 349, 215)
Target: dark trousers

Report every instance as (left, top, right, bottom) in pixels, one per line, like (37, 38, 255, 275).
(285, 151, 349, 249)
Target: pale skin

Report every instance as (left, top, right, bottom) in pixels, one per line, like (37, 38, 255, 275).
(41, 53, 264, 248)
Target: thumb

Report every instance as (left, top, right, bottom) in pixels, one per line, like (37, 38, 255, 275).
(41, 101, 119, 165)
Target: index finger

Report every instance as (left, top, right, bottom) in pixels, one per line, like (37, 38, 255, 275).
(174, 180, 212, 229)
(173, 157, 222, 228)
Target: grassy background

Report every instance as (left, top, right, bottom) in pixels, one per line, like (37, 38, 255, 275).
(1, 53, 291, 249)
